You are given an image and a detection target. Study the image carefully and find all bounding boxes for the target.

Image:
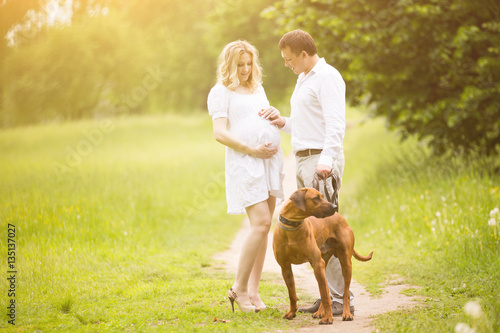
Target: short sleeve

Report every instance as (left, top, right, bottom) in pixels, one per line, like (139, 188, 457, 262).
(207, 84, 229, 120)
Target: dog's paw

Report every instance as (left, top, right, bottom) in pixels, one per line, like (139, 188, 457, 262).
(283, 311, 296, 320)
(342, 313, 354, 321)
(319, 316, 333, 325)
(312, 310, 322, 319)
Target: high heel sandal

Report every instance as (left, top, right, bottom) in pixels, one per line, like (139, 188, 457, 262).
(228, 288, 256, 313)
(254, 304, 267, 312)
(250, 297, 268, 312)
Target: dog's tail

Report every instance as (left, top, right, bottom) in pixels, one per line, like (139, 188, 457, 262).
(353, 250, 373, 262)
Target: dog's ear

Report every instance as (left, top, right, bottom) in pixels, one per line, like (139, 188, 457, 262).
(290, 189, 307, 212)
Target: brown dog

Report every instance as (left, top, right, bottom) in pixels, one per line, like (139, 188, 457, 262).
(273, 188, 373, 324)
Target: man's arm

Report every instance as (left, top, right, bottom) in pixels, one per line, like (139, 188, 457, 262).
(317, 71, 346, 177)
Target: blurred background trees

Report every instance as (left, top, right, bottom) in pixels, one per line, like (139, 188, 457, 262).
(265, 0, 500, 155)
(0, 0, 285, 127)
(1, 0, 499, 155)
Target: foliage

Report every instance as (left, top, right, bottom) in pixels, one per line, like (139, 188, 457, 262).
(0, 0, 41, 55)
(0, 0, 292, 127)
(265, 0, 500, 155)
(118, 0, 217, 111)
(1, 11, 153, 126)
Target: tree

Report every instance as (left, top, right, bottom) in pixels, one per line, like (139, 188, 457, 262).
(265, 0, 500, 155)
(119, 0, 217, 111)
(0, 0, 43, 119)
(0, 0, 42, 54)
(1, 10, 153, 126)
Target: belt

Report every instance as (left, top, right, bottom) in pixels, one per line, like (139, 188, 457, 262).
(295, 149, 323, 157)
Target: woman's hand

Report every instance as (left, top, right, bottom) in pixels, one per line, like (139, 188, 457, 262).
(251, 142, 278, 159)
(259, 106, 286, 128)
(213, 118, 278, 159)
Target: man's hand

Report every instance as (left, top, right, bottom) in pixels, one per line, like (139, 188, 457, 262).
(316, 164, 332, 179)
(259, 107, 286, 128)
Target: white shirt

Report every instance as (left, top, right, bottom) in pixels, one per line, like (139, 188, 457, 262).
(281, 58, 346, 167)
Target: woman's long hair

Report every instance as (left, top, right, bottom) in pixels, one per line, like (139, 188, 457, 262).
(216, 40, 262, 92)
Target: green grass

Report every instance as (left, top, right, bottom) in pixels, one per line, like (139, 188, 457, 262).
(0, 114, 299, 332)
(1, 110, 499, 332)
(341, 110, 500, 332)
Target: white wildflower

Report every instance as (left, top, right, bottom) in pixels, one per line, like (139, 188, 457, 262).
(464, 300, 482, 319)
(488, 218, 497, 226)
(454, 322, 475, 333)
(490, 207, 499, 217)
(436, 211, 441, 217)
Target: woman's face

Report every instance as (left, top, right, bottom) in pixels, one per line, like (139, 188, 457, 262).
(237, 52, 252, 84)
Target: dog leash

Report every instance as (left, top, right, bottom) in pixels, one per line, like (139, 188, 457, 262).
(312, 171, 339, 213)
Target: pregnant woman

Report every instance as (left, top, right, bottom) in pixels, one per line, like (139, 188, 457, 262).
(207, 40, 284, 313)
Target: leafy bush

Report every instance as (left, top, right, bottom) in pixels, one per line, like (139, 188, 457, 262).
(265, 0, 500, 155)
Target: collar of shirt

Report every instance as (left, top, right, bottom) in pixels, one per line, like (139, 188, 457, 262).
(298, 57, 326, 82)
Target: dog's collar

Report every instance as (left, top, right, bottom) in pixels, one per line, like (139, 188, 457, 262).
(278, 215, 304, 231)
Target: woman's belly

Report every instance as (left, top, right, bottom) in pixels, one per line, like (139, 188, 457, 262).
(231, 116, 281, 148)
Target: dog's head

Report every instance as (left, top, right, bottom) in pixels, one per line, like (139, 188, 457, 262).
(283, 188, 337, 219)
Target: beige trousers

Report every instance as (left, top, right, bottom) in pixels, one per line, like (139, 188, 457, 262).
(295, 152, 354, 304)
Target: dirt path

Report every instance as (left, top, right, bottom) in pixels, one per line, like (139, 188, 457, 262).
(213, 154, 420, 332)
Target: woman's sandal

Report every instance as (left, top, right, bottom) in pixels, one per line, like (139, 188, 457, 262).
(250, 297, 267, 312)
(228, 288, 257, 313)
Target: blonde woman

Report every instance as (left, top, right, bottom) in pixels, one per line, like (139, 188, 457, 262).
(207, 40, 284, 313)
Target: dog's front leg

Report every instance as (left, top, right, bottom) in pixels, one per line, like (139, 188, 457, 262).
(280, 263, 298, 320)
(311, 255, 333, 325)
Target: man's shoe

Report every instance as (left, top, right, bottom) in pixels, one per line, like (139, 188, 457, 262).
(332, 301, 355, 316)
(298, 298, 321, 313)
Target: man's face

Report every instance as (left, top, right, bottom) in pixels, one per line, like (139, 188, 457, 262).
(281, 46, 306, 75)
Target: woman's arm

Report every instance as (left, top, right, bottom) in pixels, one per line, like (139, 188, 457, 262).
(212, 117, 278, 159)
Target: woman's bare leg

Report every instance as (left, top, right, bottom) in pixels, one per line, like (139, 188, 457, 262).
(231, 197, 273, 309)
(248, 195, 276, 308)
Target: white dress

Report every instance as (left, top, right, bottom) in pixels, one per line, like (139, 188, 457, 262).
(207, 83, 284, 215)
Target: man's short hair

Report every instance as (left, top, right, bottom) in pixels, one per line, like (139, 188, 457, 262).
(279, 29, 317, 56)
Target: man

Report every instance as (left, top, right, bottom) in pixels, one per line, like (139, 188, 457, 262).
(260, 29, 353, 316)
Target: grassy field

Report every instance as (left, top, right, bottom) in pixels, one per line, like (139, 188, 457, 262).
(1, 111, 499, 332)
(341, 113, 500, 332)
(0, 114, 293, 332)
